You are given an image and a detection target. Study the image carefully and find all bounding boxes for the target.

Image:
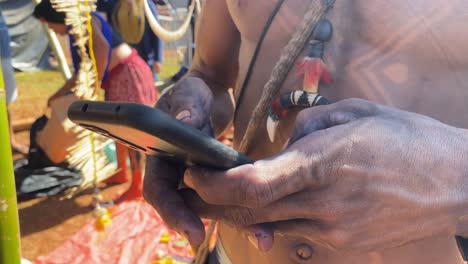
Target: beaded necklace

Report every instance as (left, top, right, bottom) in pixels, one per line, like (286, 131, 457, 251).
(235, 0, 336, 153)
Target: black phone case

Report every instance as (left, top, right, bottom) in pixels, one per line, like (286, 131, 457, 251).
(68, 101, 253, 169)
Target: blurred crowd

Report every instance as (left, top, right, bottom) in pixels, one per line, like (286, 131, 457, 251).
(2, 0, 176, 201)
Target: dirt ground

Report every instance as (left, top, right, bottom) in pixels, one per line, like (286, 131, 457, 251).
(19, 184, 128, 260)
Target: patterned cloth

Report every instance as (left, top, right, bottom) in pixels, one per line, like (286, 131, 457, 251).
(103, 49, 158, 106)
(34, 200, 196, 264)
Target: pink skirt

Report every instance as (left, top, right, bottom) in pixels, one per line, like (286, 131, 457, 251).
(103, 49, 158, 106)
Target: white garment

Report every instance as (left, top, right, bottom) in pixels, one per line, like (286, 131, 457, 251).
(2, 56, 17, 104)
(21, 258, 32, 264)
(213, 237, 232, 264)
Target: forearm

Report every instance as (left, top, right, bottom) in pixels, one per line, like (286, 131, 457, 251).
(51, 75, 77, 98)
(91, 17, 110, 82)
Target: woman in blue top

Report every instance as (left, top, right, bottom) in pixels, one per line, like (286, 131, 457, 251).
(33, 0, 158, 201)
(97, 0, 164, 80)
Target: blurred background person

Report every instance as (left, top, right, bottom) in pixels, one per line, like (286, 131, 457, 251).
(33, 0, 158, 201)
(99, 0, 164, 81)
(1, 8, 28, 155)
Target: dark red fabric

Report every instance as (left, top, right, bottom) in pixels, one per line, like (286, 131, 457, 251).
(103, 49, 158, 106)
(34, 200, 195, 264)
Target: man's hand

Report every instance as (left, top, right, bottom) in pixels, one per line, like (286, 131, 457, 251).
(143, 77, 214, 250)
(183, 98, 468, 253)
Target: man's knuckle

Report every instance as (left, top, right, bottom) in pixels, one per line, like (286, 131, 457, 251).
(252, 181, 273, 208)
(225, 207, 256, 226)
(244, 181, 263, 208)
(241, 167, 273, 208)
(189, 172, 215, 203)
(200, 190, 219, 205)
(232, 175, 251, 206)
(230, 165, 258, 207)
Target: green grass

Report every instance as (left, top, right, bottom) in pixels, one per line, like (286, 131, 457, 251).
(159, 58, 181, 81)
(15, 70, 64, 100)
(10, 70, 65, 121)
(10, 55, 182, 121)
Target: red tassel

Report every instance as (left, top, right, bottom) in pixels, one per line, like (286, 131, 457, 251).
(297, 57, 332, 93)
(270, 98, 289, 119)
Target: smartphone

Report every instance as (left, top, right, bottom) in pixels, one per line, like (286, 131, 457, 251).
(68, 101, 252, 170)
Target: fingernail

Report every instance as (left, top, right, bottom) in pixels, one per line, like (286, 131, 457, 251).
(176, 110, 191, 121)
(247, 234, 259, 250)
(256, 232, 273, 252)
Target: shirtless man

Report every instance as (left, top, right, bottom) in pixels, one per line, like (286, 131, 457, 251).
(144, 0, 468, 263)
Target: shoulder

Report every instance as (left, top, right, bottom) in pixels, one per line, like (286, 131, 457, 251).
(91, 13, 107, 31)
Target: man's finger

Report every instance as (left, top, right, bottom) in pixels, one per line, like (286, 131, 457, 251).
(182, 188, 335, 226)
(181, 189, 274, 251)
(289, 98, 380, 145)
(184, 150, 314, 209)
(166, 77, 214, 129)
(144, 157, 205, 249)
(183, 191, 338, 251)
(155, 77, 213, 129)
(184, 131, 343, 209)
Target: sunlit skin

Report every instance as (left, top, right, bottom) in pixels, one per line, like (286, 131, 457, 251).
(144, 0, 468, 263)
(41, 19, 68, 35)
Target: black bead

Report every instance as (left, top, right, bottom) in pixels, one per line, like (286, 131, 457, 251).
(308, 41, 325, 58)
(279, 93, 294, 108)
(315, 96, 330, 106)
(311, 19, 333, 42)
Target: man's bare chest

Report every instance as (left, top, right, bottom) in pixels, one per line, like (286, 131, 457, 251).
(226, 0, 468, 61)
(226, 0, 307, 43)
(228, 0, 468, 153)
